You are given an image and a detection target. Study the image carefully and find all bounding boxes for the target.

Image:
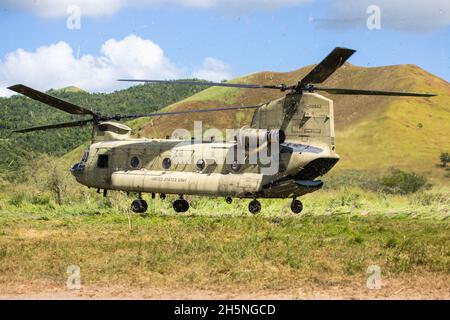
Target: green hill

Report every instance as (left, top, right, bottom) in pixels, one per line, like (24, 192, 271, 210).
(136, 64, 450, 182)
(1, 64, 449, 182)
(0, 82, 206, 173)
(53, 86, 86, 94)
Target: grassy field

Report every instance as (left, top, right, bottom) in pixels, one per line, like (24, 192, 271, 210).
(0, 184, 448, 299)
(0, 61, 448, 299)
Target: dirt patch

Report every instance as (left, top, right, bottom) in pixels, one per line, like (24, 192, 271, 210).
(1, 274, 448, 300)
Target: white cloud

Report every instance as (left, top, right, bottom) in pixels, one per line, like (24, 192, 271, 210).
(0, 86, 10, 97)
(193, 57, 232, 82)
(317, 0, 450, 32)
(0, 0, 312, 17)
(0, 34, 232, 97)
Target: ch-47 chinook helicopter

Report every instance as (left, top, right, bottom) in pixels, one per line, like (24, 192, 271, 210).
(9, 47, 436, 215)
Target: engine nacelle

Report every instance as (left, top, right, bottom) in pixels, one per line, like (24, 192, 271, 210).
(236, 127, 285, 148)
(92, 121, 132, 142)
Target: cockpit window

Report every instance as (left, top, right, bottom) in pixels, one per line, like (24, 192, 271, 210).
(81, 150, 90, 162)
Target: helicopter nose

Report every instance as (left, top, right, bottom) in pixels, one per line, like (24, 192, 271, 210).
(70, 162, 85, 175)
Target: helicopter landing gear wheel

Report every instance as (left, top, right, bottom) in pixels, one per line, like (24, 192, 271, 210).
(173, 199, 189, 213)
(291, 199, 303, 214)
(248, 199, 261, 215)
(131, 199, 148, 214)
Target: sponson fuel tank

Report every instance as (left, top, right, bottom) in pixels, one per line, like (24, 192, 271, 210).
(110, 170, 266, 197)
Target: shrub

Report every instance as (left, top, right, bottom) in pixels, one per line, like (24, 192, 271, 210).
(329, 191, 362, 209)
(323, 170, 379, 191)
(379, 169, 429, 195)
(410, 192, 449, 206)
(30, 194, 52, 206)
(8, 193, 26, 207)
(440, 152, 450, 168)
(22, 154, 72, 205)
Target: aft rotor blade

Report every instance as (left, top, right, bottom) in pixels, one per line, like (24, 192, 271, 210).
(313, 87, 437, 97)
(298, 47, 356, 86)
(118, 79, 286, 90)
(117, 105, 262, 120)
(8, 84, 98, 116)
(14, 119, 94, 133)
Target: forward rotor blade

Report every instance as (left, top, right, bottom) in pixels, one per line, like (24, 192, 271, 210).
(298, 47, 356, 86)
(8, 84, 97, 116)
(118, 79, 286, 90)
(14, 119, 94, 133)
(313, 87, 437, 97)
(116, 105, 262, 121)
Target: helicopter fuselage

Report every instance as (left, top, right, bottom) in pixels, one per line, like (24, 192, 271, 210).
(71, 92, 340, 199)
(71, 138, 339, 199)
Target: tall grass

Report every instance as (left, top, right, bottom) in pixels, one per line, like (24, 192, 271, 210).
(0, 185, 448, 219)
(0, 173, 448, 291)
(0, 203, 448, 290)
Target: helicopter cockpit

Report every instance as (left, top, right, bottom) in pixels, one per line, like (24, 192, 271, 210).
(70, 150, 89, 174)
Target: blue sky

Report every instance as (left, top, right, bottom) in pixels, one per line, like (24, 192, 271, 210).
(0, 0, 449, 96)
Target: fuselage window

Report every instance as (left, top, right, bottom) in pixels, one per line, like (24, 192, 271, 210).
(130, 156, 140, 169)
(97, 154, 109, 168)
(196, 159, 206, 171)
(231, 161, 241, 173)
(162, 158, 172, 170)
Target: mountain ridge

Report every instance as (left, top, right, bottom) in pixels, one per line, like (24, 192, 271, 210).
(0, 63, 448, 181)
(136, 63, 450, 181)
